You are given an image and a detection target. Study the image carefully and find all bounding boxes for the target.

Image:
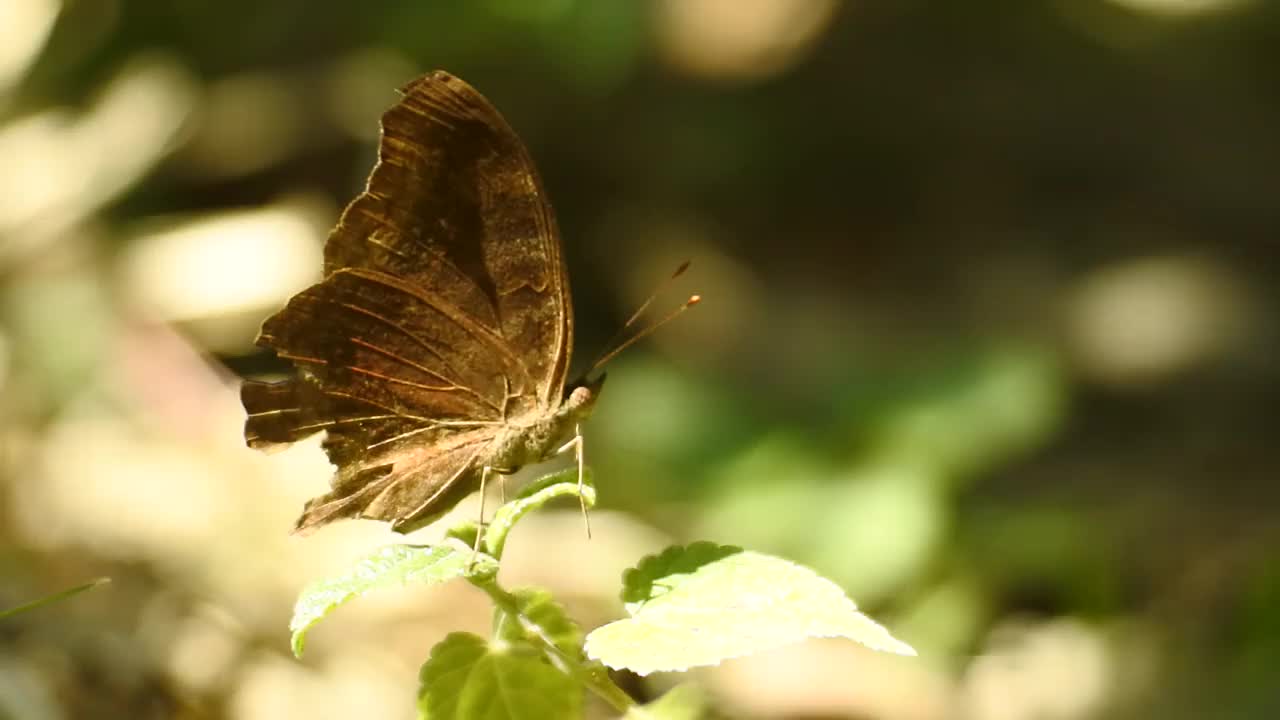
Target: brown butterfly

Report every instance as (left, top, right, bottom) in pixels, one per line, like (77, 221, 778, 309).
(241, 71, 610, 535)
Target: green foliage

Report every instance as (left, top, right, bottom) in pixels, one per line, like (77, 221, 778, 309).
(290, 470, 914, 718)
(697, 348, 1064, 606)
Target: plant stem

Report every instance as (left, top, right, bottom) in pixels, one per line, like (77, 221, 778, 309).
(0, 578, 110, 620)
(478, 579, 636, 713)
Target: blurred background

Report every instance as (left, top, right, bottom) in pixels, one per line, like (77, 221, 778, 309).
(1, 0, 1277, 718)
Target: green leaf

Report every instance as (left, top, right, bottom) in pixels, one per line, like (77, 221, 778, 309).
(0, 577, 110, 620)
(622, 684, 707, 720)
(483, 468, 596, 559)
(291, 544, 496, 658)
(418, 632, 582, 720)
(585, 542, 916, 675)
(494, 588, 583, 659)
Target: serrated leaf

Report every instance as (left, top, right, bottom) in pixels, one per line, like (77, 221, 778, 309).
(418, 632, 581, 720)
(291, 544, 496, 657)
(494, 588, 582, 659)
(483, 468, 596, 559)
(585, 543, 916, 675)
(623, 684, 706, 720)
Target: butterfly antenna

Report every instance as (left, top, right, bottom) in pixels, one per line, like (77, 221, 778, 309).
(586, 261, 694, 374)
(588, 293, 701, 375)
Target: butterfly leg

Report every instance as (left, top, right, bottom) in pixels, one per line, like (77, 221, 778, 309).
(471, 464, 495, 563)
(555, 423, 590, 539)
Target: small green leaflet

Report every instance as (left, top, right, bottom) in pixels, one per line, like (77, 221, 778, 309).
(418, 632, 581, 720)
(290, 544, 497, 657)
(584, 542, 916, 676)
(444, 468, 596, 560)
(622, 684, 707, 720)
(494, 588, 582, 658)
(483, 468, 596, 559)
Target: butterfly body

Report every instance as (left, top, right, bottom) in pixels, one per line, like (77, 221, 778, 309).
(483, 378, 603, 472)
(242, 71, 595, 535)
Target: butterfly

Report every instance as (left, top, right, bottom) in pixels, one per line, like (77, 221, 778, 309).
(241, 71, 607, 535)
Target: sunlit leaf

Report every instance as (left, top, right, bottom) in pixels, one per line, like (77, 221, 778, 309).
(618, 541, 744, 614)
(290, 544, 496, 657)
(585, 542, 916, 675)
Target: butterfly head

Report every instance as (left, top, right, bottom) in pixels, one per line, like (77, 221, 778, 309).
(564, 372, 607, 418)
(505, 373, 604, 465)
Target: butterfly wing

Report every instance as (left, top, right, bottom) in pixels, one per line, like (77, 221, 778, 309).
(242, 71, 572, 532)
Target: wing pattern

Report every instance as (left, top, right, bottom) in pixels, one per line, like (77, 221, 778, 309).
(242, 71, 572, 532)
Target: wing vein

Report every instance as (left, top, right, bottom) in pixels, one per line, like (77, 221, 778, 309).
(339, 268, 533, 390)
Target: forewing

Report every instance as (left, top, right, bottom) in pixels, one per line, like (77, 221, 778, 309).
(323, 70, 572, 410)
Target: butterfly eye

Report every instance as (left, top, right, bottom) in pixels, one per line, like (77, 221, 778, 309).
(569, 385, 593, 404)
